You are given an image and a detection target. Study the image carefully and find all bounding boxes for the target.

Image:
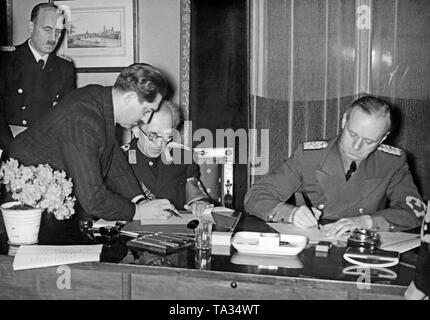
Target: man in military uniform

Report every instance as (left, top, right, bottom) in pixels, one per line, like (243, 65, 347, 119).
(0, 3, 75, 153)
(123, 100, 211, 216)
(245, 95, 424, 237)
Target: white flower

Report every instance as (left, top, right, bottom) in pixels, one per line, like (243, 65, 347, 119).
(0, 159, 76, 220)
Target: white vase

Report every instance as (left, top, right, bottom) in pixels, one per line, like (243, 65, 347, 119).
(1, 201, 43, 245)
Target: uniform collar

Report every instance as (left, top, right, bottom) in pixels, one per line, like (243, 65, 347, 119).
(27, 39, 49, 67)
(316, 135, 382, 214)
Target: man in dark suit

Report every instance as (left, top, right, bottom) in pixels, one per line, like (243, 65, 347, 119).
(0, 3, 75, 153)
(245, 95, 424, 236)
(8, 63, 176, 233)
(123, 100, 210, 215)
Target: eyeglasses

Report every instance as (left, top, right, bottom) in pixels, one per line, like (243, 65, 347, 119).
(138, 127, 173, 143)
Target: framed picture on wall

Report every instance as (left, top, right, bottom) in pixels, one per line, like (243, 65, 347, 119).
(54, 0, 138, 72)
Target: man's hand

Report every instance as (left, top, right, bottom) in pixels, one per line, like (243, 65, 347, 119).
(190, 200, 211, 217)
(324, 215, 372, 237)
(292, 205, 323, 228)
(134, 199, 176, 220)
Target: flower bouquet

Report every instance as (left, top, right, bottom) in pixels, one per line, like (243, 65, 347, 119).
(0, 158, 76, 244)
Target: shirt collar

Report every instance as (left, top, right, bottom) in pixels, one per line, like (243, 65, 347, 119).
(27, 39, 49, 66)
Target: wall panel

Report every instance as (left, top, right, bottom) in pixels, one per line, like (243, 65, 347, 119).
(372, 0, 430, 197)
(249, 0, 356, 186)
(250, 0, 429, 198)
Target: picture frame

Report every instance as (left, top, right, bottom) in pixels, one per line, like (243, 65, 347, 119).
(54, 0, 138, 73)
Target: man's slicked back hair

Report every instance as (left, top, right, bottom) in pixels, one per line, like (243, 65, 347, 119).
(30, 3, 59, 23)
(114, 63, 168, 103)
(347, 95, 392, 132)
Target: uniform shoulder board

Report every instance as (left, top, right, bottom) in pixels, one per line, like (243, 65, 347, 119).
(56, 53, 72, 62)
(377, 144, 402, 156)
(120, 143, 130, 152)
(303, 141, 328, 150)
(0, 46, 16, 52)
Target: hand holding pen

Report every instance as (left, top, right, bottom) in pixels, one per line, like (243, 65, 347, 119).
(163, 208, 182, 218)
(134, 199, 180, 221)
(292, 205, 323, 229)
(291, 192, 323, 229)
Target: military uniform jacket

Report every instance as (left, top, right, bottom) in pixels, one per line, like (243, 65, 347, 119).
(245, 136, 424, 231)
(9, 85, 142, 222)
(0, 41, 75, 151)
(123, 138, 200, 209)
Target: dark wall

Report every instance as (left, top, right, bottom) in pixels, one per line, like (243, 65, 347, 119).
(190, 0, 249, 211)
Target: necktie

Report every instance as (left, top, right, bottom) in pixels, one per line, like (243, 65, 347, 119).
(37, 59, 44, 70)
(345, 161, 357, 181)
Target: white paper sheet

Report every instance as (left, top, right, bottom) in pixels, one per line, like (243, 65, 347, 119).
(268, 223, 421, 253)
(139, 210, 216, 225)
(379, 232, 421, 253)
(140, 212, 195, 225)
(12, 244, 103, 271)
(268, 223, 340, 244)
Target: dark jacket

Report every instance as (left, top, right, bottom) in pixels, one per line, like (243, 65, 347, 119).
(0, 41, 75, 152)
(8, 85, 142, 222)
(123, 138, 200, 209)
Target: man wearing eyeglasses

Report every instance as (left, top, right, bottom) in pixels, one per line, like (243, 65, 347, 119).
(245, 95, 424, 237)
(7, 63, 173, 243)
(123, 100, 210, 216)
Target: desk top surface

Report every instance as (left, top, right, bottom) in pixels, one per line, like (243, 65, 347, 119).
(0, 214, 418, 288)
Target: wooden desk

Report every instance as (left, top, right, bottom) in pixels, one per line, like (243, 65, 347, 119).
(0, 252, 410, 300)
(0, 216, 416, 300)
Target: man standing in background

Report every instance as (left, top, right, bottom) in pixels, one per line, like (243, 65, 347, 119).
(0, 2, 75, 153)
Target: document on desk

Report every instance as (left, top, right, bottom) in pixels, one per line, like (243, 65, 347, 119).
(268, 223, 339, 244)
(140, 211, 195, 225)
(268, 223, 421, 252)
(12, 244, 103, 271)
(140, 207, 216, 225)
(379, 232, 421, 253)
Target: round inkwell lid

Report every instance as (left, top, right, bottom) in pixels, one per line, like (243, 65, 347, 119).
(347, 228, 380, 251)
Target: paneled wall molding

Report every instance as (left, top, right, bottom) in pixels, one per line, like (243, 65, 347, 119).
(180, 0, 191, 120)
(250, 0, 267, 98)
(180, 0, 191, 145)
